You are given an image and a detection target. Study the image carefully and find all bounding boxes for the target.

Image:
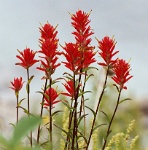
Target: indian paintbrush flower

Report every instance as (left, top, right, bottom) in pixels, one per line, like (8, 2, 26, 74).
(15, 48, 38, 69)
(97, 36, 119, 68)
(71, 10, 94, 51)
(44, 87, 60, 108)
(10, 77, 24, 95)
(112, 59, 133, 90)
(37, 23, 60, 78)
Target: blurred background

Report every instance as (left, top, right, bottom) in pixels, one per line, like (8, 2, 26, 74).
(0, 0, 148, 149)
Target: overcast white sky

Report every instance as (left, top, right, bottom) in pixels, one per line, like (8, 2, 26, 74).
(0, 0, 148, 101)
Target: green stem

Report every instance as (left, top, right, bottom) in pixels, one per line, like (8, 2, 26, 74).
(71, 74, 79, 149)
(86, 67, 109, 149)
(16, 94, 19, 123)
(79, 71, 87, 138)
(49, 78, 53, 149)
(27, 68, 32, 147)
(37, 79, 48, 143)
(64, 100, 74, 149)
(102, 88, 122, 150)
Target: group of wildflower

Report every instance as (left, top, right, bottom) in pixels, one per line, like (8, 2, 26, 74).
(9, 10, 133, 150)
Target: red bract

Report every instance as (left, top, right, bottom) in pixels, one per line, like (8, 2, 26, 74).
(112, 59, 133, 90)
(62, 80, 75, 98)
(15, 48, 38, 69)
(62, 43, 81, 73)
(82, 50, 96, 69)
(37, 23, 60, 77)
(44, 88, 60, 108)
(62, 42, 96, 73)
(39, 23, 58, 41)
(97, 36, 119, 67)
(10, 77, 24, 93)
(71, 10, 94, 51)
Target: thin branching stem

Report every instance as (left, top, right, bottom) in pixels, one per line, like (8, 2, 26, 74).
(79, 71, 87, 137)
(37, 79, 48, 143)
(49, 78, 53, 149)
(16, 94, 19, 123)
(27, 68, 32, 147)
(102, 88, 122, 150)
(86, 67, 109, 149)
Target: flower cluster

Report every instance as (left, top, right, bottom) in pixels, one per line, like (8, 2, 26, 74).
(10, 77, 24, 94)
(112, 59, 133, 89)
(71, 10, 94, 51)
(97, 36, 119, 68)
(37, 23, 60, 78)
(15, 48, 38, 69)
(62, 10, 96, 74)
(8, 9, 134, 150)
(44, 88, 60, 108)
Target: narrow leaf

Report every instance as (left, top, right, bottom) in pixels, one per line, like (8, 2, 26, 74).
(18, 98, 25, 106)
(119, 98, 132, 104)
(77, 114, 88, 126)
(85, 106, 96, 118)
(10, 116, 41, 146)
(100, 110, 110, 122)
(93, 123, 107, 132)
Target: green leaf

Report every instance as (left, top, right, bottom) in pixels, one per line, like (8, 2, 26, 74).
(78, 90, 91, 97)
(0, 135, 9, 149)
(113, 84, 119, 92)
(18, 98, 25, 107)
(62, 100, 74, 112)
(10, 116, 41, 147)
(18, 106, 29, 115)
(54, 124, 72, 139)
(28, 75, 34, 85)
(52, 110, 63, 118)
(119, 98, 132, 104)
(77, 130, 88, 144)
(82, 66, 99, 72)
(26, 75, 34, 93)
(84, 74, 94, 82)
(77, 114, 88, 126)
(100, 110, 110, 122)
(63, 72, 73, 80)
(92, 123, 107, 132)
(85, 106, 96, 118)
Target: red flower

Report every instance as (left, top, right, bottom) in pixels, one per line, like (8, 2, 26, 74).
(44, 88, 60, 107)
(62, 43, 81, 73)
(62, 80, 75, 98)
(111, 59, 133, 90)
(37, 23, 60, 77)
(39, 23, 58, 41)
(15, 48, 38, 69)
(62, 42, 96, 73)
(97, 36, 119, 67)
(37, 56, 60, 78)
(82, 50, 96, 69)
(71, 10, 94, 51)
(10, 77, 24, 93)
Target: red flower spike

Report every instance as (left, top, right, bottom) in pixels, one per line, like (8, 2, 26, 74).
(61, 80, 75, 98)
(10, 77, 24, 93)
(71, 10, 94, 51)
(62, 43, 81, 72)
(37, 23, 60, 77)
(44, 88, 60, 108)
(37, 57, 60, 78)
(111, 59, 133, 90)
(16, 48, 38, 69)
(39, 23, 58, 42)
(62, 42, 96, 73)
(97, 36, 119, 67)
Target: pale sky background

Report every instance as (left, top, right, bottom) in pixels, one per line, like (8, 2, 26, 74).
(0, 0, 148, 101)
